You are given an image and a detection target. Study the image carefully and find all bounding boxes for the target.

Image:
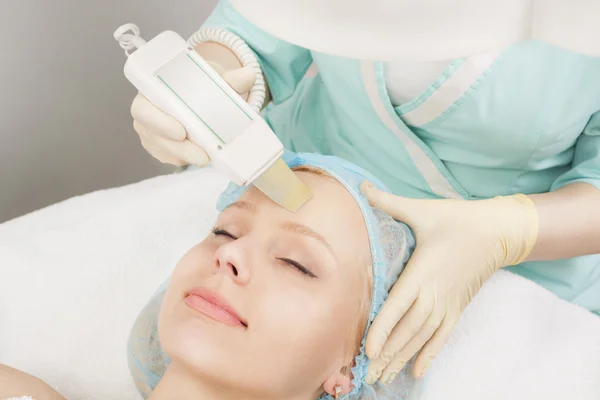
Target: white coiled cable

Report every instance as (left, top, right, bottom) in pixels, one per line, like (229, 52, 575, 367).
(189, 27, 266, 113)
(113, 24, 266, 112)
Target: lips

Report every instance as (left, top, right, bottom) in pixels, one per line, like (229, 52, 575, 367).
(184, 287, 248, 328)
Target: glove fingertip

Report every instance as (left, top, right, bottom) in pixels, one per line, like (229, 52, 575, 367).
(360, 180, 376, 192)
(181, 140, 210, 167)
(130, 93, 148, 119)
(169, 122, 188, 142)
(361, 181, 385, 206)
(363, 374, 378, 385)
(189, 153, 210, 167)
(222, 67, 256, 95)
(365, 340, 382, 360)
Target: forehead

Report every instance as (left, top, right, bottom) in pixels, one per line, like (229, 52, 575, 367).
(235, 171, 370, 264)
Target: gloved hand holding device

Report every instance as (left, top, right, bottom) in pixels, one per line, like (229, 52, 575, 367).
(131, 43, 258, 167)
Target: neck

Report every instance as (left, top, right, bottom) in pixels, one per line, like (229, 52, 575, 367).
(147, 361, 317, 400)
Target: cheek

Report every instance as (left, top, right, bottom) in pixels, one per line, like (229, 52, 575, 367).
(170, 243, 215, 283)
(159, 244, 215, 340)
(255, 290, 356, 363)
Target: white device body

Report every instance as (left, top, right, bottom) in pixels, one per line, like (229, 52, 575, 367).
(122, 30, 283, 186)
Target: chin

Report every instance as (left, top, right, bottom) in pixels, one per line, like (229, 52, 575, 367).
(160, 313, 233, 370)
(163, 321, 313, 399)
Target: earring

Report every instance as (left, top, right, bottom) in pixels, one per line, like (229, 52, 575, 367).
(333, 385, 342, 399)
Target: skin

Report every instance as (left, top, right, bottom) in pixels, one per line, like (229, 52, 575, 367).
(152, 170, 371, 400)
(0, 364, 66, 400)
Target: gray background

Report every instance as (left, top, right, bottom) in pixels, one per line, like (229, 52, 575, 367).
(0, 0, 218, 222)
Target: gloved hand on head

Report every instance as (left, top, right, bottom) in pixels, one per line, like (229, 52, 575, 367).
(130, 53, 257, 168)
(361, 185, 539, 385)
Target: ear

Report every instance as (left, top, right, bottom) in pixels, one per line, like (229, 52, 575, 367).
(323, 369, 353, 397)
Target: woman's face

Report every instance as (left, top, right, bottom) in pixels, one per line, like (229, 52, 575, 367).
(159, 171, 371, 399)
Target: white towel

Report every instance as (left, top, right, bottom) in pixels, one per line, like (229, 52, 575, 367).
(0, 168, 226, 400)
(405, 270, 600, 400)
(0, 168, 599, 400)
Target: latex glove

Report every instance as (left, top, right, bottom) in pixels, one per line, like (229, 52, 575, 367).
(361, 182, 539, 385)
(131, 63, 256, 167)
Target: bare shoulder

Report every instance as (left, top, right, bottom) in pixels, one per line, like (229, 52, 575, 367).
(0, 364, 66, 400)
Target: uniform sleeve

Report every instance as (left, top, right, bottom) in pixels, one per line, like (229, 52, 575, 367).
(200, 0, 313, 105)
(551, 111, 600, 191)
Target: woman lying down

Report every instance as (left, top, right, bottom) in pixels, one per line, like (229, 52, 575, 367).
(0, 152, 416, 400)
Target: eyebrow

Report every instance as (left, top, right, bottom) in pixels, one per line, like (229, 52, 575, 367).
(280, 221, 332, 252)
(225, 200, 256, 213)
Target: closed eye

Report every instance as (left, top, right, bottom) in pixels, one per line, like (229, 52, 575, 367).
(277, 258, 318, 278)
(212, 227, 317, 278)
(212, 227, 237, 240)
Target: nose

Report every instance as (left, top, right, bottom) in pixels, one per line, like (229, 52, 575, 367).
(214, 240, 250, 285)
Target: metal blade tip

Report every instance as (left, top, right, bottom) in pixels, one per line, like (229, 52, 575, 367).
(252, 158, 313, 212)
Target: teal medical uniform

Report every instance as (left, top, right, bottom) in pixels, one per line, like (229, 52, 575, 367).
(202, 1, 600, 314)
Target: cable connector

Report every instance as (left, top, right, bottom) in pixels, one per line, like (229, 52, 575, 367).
(114, 23, 147, 56)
